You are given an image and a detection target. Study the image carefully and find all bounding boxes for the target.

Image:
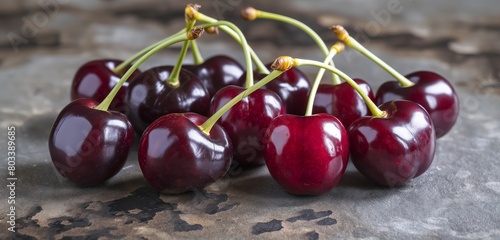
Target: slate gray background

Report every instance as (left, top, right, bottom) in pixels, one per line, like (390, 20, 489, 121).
(0, 0, 499, 239)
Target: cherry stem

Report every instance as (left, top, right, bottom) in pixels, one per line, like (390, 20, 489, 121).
(292, 57, 386, 118)
(305, 42, 345, 116)
(167, 5, 199, 87)
(242, 7, 340, 84)
(95, 30, 199, 111)
(194, 12, 270, 75)
(167, 40, 190, 87)
(199, 70, 284, 135)
(190, 40, 204, 65)
(331, 25, 414, 87)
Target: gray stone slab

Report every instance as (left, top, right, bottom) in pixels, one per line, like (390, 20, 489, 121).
(0, 0, 499, 239)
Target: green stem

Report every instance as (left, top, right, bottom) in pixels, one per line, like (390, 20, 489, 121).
(190, 40, 204, 64)
(215, 21, 253, 87)
(195, 13, 270, 75)
(295, 58, 385, 118)
(253, 9, 340, 83)
(305, 47, 340, 116)
(95, 33, 190, 111)
(167, 19, 196, 87)
(167, 40, 189, 87)
(113, 30, 185, 75)
(199, 70, 283, 134)
(346, 38, 414, 87)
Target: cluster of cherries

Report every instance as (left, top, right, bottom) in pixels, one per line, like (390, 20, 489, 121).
(48, 5, 459, 195)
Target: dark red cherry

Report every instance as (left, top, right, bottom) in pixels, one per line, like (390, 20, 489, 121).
(242, 66, 310, 115)
(313, 79, 374, 129)
(48, 99, 134, 187)
(375, 71, 459, 138)
(209, 86, 285, 167)
(264, 114, 349, 195)
(348, 100, 436, 187)
(126, 66, 210, 134)
(71, 59, 142, 114)
(184, 55, 245, 96)
(138, 113, 232, 194)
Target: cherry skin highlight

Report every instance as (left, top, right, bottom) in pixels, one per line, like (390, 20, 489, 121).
(313, 78, 374, 129)
(348, 100, 436, 187)
(126, 66, 210, 134)
(244, 66, 310, 115)
(48, 99, 134, 187)
(209, 85, 285, 168)
(184, 55, 245, 96)
(71, 59, 142, 114)
(138, 113, 232, 194)
(375, 71, 459, 138)
(264, 113, 349, 195)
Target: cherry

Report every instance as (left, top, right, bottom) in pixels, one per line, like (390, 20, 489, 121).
(209, 85, 285, 167)
(126, 66, 210, 133)
(264, 113, 349, 195)
(184, 55, 245, 96)
(313, 79, 374, 128)
(243, 66, 310, 115)
(348, 100, 436, 187)
(375, 71, 459, 138)
(332, 25, 459, 138)
(71, 59, 142, 114)
(138, 113, 232, 194)
(48, 99, 134, 187)
(260, 56, 352, 195)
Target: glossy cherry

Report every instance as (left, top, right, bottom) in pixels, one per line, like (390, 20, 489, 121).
(243, 66, 310, 115)
(48, 99, 134, 187)
(71, 59, 142, 114)
(209, 85, 285, 167)
(313, 78, 374, 128)
(184, 55, 245, 96)
(264, 113, 349, 195)
(126, 66, 210, 133)
(375, 71, 459, 138)
(348, 100, 436, 187)
(138, 113, 232, 194)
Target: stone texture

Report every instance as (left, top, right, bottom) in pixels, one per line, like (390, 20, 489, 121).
(1, 0, 499, 239)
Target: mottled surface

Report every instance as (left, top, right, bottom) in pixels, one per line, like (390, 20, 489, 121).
(1, 0, 500, 239)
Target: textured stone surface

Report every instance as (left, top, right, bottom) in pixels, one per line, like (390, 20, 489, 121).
(1, 0, 500, 239)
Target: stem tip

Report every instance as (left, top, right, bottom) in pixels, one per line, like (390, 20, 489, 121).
(331, 42, 345, 54)
(185, 4, 201, 23)
(271, 56, 296, 71)
(330, 25, 349, 42)
(205, 26, 219, 34)
(241, 7, 258, 21)
(188, 27, 204, 40)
